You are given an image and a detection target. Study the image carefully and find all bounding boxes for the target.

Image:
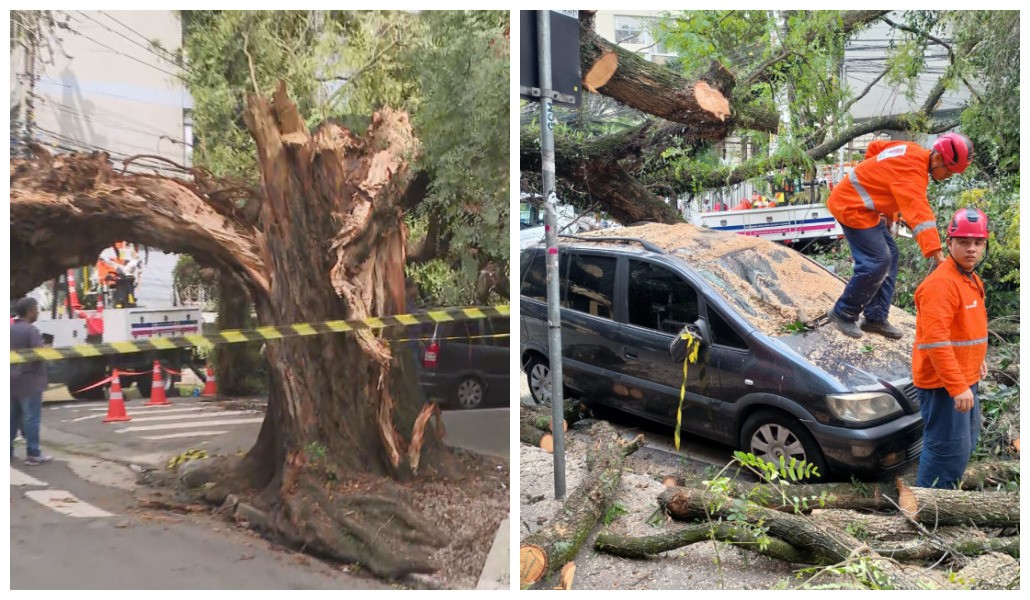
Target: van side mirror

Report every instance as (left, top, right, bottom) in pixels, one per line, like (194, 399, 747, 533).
(668, 319, 710, 362)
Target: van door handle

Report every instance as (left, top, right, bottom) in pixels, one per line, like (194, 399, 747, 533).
(623, 347, 638, 359)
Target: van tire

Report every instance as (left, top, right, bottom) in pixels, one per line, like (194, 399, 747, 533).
(525, 355, 551, 405)
(739, 410, 828, 479)
(455, 375, 486, 409)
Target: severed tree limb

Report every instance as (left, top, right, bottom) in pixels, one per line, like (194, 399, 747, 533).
(595, 521, 1018, 565)
(520, 421, 644, 587)
(595, 522, 816, 563)
(660, 483, 1019, 528)
(658, 487, 926, 588)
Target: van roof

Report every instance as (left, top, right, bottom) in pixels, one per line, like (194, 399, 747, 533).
(564, 223, 916, 386)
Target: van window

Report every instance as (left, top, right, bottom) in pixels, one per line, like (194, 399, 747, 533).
(565, 253, 616, 319)
(707, 306, 748, 349)
(520, 251, 547, 300)
(627, 260, 699, 334)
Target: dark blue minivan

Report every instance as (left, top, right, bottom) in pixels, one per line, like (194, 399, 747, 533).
(520, 225, 924, 478)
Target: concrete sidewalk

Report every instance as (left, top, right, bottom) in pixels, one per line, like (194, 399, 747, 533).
(476, 516, 510, 590)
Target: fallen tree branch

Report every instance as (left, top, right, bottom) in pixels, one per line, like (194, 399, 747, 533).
(520, 421, 644, 587)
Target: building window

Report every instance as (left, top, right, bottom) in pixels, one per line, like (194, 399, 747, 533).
(614, 15, 646, 44)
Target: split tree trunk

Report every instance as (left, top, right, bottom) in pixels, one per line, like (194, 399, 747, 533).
(520, 421, 644, 587)
(214, 83, 453, 579)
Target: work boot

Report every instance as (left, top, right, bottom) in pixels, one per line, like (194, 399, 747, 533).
(827, 310, 863, 339)
(860, 318, 904, 340)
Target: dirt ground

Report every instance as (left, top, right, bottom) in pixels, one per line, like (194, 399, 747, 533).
(520, 421, 1022, 590)
(407, 449, 509, 589)
(145, 446, 507, 589)
(520, 430, 806, 590)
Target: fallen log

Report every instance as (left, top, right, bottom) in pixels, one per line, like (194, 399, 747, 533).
(520, 421, 644, 587)
(667, 479, 1019, 527)
(657, 487, 926, 588)
(959, 461, 1020, 490)
(595, 522, 815, 563)
(875, 534, 1019, 563)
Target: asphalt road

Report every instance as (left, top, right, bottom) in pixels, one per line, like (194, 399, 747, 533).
(12, 392, 510, 590)
(10, 457, 386, 589)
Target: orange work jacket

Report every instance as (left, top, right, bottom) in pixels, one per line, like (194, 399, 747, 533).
(912, 259, 988, 397)
(827, 141, 942, 257)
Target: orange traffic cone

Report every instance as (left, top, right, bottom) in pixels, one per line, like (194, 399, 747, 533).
(102, 370, 131, 423)
(201, 365, 218, 397)
(144, 360, 171, 406)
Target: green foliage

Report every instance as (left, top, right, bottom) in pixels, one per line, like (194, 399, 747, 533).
(796, 557, 896, 590)
(602, 503, 629, 526)
(181, 11, 509, 306)
(305, 441, 328, 462)
(972, 382, 1020, 462)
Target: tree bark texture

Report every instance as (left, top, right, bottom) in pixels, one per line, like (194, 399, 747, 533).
(594, 522, 1017, 565)
(662, 481, 1019, 528)
(520, 421, 644, 587)
(580, 26, 731, 127)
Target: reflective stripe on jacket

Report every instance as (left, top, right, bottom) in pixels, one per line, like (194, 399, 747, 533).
(912, 259, 988, 397)
(827, 140, 942, 257)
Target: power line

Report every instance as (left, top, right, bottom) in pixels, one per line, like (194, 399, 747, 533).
(35, 96, 192, 147)
(58, 12, 183, 79)
(72, 10, 183, 70)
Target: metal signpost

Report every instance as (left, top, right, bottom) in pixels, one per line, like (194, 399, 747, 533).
(521, 10, 581, 500)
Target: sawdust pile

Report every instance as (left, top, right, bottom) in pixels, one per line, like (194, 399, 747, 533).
(582, 223, 915, 336)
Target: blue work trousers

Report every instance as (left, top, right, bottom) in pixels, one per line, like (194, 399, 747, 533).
(11, 394, 43, 458)
(833, 221, 899, 323)
(916, 383, 980, 489)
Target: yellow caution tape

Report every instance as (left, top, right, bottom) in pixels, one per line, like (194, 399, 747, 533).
(674, 330, 701, 452)
(11, 305, 510, 364)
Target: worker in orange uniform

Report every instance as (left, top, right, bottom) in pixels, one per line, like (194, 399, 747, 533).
(912, 208, 989, 488)
(825, 132, 974, 339)
(96, 242, 139, 308)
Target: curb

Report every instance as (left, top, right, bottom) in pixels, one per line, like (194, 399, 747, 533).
(475, 515, 509, 590)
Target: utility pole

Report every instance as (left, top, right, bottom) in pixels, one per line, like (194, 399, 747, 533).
(537, 11, 566, 500)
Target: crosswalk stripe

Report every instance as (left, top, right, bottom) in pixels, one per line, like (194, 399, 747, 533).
(123, 410, 256, 423)
(71, 407, 211, 422)
(10, 467, 48, 487)
(140, 430, 230, 440)
(115, 417, 264, 433)
(88, 404, 210, 413)
(24, 489, 114, 518)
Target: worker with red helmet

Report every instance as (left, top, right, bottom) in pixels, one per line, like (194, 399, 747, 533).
(912, 207, 989, 488)
(825, 132, 974, 339)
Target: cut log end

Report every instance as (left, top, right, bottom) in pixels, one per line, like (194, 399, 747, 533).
(520, 544, 548, 586)
(662, 476, 678, 487)
(584, 52, 619, 93)
(540, 434, 554, 453)
(551, 418, 568, 433)
(895, 477, 918, 519)
(556, 561, 576, 590)
(693, 81, 731, 121)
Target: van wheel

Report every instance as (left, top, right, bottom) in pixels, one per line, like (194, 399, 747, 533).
(525, 356, 551, 405)
(740, 411, 828, 478)
(455, 376, 485, 410)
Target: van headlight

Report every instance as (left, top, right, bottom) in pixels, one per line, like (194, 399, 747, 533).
(825, 392, 902, 423)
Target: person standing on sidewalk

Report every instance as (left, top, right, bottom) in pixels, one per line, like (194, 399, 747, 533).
(10, 297, 53, 465)
(825, 132, 974, 339)
(912, 208, 989, 488)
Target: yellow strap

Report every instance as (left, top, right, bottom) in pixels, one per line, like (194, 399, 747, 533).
(674, 330, 701, 451)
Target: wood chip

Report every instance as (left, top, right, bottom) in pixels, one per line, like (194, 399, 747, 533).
(896, 477, 918, 519)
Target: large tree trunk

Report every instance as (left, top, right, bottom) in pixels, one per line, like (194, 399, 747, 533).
(520, 421, 644, 587)
(213, 83, 454, 579)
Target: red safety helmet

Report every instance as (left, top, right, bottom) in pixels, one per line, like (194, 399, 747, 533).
(932, 132, 974, 174)
(946, 207, 989, 239)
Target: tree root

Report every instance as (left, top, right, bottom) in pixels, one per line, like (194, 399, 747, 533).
(271, 474, 449, 580)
